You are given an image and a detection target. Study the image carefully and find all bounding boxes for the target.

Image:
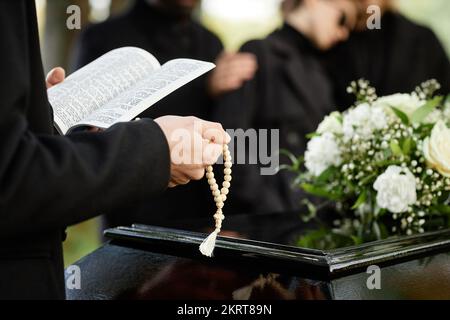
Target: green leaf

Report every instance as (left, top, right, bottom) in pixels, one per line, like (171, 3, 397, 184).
(300, 183, 341, 201)
(279, 149, 303, 172)
(297, 228, 328, 248)
(444, 94, 450, 107)
(351, 189, 367, 210)
(300, 199, 318, 223)
(317, 166, 338, 183)
(372, 221, 382, 240)
(430, 204, 450, 215)
(390, 140, 403, 156)
(378, 222, 389, 239)
(278, 164, 295, 172)
(402, 137, 415, 156)
(410, 96, 443, 124)
(350, 235, 363, 246)
(279, 149, 299, 165)
(390, 106, 410, 125)
(306, 132, 320, 139)
(359, 173, 378, 186)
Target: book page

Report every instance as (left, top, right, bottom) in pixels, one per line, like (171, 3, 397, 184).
(48, 47, 160, 134)
(72, 59, 215, 131)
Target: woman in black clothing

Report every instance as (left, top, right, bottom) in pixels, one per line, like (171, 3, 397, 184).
(214, 0, 358, 216)
(326, 0, 450, 109)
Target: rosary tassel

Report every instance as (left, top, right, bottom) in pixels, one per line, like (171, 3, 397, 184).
(199, 229, 219, 257)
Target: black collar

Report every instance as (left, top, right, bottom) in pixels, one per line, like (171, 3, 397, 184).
(276, 23, 321, 56)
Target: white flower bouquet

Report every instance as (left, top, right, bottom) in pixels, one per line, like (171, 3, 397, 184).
(285, 80, 450, 249)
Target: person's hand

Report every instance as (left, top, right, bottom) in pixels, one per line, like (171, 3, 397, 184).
(208, 52, 257, 98)
(154, 116, 231, 188)
(46, 67, 66, 89)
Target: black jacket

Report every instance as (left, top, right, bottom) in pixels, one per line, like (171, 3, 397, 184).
(214, 24, 335, 215)
(326, 12, 450, 109)
(73, 0, 223, 227)
(0, 1, 170, 299)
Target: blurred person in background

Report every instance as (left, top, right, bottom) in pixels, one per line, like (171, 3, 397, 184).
(73, 0, 257, 228)
(326, 0, 450, 109)
(213, 0, 358, 216)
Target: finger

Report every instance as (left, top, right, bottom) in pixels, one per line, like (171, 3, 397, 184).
(223, 69, 256, 83)
(172, 175, 190, 186)
(225, 52, 256, 64)
(202, 141, 223, 165)
(235, 52, 257, 61)
(221, 68, 257, 81)
(188, 168, 206, 181)
(176, 167, 205, 182)
(201, 121, 230, 145)
(218, 64, 258, 81)
(46, 67, 66, 88)
(168, 182, 177, 188)
(227, 57, 258, 70)
(216, 51, 235, 63)
(168, 178, 189, 188)
(88, 127, 101, 133)
(215, 56, 257, 76)
(218, 78, 246, 92)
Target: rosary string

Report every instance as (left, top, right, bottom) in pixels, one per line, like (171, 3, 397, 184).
(199, 144, 232, 257)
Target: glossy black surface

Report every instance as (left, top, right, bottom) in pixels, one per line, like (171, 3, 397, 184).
(66, 212, 450, 300)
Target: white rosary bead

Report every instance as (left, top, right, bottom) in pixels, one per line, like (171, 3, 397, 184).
(199, 144, 232, 258)
(213, 213, 225, 221)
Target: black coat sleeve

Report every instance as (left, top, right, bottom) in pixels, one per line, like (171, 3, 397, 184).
(0, 118, 170, 238)
(0, 2, 170, 238)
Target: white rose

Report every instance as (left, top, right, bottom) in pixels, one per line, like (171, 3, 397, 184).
(373, 166, 417, 214)
(343, 103, 388, 141)
(423, 120, 450, 177)
(375, 93, 425, 117)
(305, 133, 342, 176)
(317, 111, 343, 135)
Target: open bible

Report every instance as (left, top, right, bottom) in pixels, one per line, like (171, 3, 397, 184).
(48, 47, 215, 135)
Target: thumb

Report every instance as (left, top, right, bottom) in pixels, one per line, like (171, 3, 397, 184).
(46, 67, 66, 88)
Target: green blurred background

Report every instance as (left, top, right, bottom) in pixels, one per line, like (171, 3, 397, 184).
(35, 0, 450, 267)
